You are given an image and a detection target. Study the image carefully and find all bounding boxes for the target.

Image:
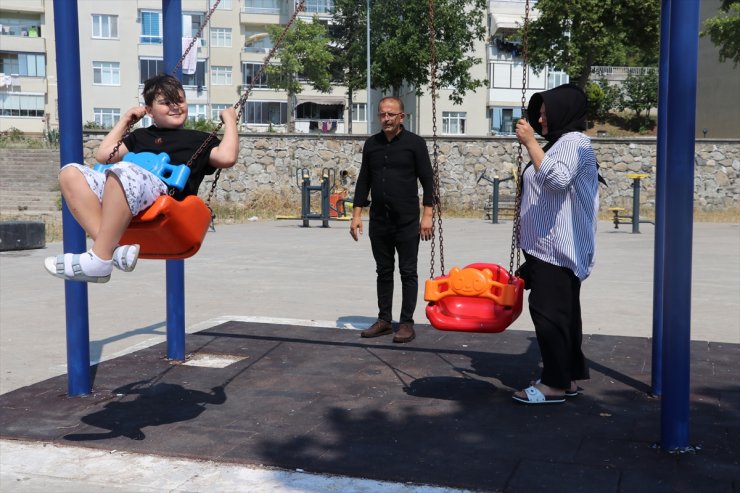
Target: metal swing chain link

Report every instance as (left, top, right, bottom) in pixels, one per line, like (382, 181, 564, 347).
(427, 0, 444, 279)
(508, 0, 529, 279)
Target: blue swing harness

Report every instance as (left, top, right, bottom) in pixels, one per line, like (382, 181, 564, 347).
(94, 152, 190, 191)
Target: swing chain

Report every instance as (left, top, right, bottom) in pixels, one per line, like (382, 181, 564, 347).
(508, 0, 529, 279)
(427, 0, 444, 279)
(104, 0, 223, 167)
(192, 0, 306, 206)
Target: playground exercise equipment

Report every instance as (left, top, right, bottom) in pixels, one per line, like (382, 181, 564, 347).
(477, 169, 516, 224)
(608, 173, 654, 234)
(278, 167, 352, 227)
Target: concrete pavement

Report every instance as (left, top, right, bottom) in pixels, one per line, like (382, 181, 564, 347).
(1, 218, 738, 491)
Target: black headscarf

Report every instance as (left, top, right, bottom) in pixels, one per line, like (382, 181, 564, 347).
(526, 83, 606, 185)
(527, 83, 588, 151)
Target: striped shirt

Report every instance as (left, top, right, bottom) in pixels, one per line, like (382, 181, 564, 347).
(518, 132, 599, 280)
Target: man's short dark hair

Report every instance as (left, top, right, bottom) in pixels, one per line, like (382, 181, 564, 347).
(378, 96, 404, 113)
(142, 74, 185, 107)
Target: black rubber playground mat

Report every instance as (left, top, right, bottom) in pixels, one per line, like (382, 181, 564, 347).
(1, 321, 738, 493)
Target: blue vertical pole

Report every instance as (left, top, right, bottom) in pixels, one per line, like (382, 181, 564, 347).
(54, 0, 91, 396)
(651, 0, 671, 396)
(661, 0, 699, 451)
(163, 0, 186, 360)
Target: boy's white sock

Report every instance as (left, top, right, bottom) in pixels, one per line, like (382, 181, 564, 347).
(79, 250, 113, 277)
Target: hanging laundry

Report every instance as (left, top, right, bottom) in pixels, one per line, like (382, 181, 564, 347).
(181, 37, 198, 75)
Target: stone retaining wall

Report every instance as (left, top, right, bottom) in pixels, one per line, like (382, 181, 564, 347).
(82, 133, 740, 213)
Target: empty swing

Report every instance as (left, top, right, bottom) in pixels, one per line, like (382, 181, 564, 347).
(94, 0, 307, 259)
(422, 0, 529, 333)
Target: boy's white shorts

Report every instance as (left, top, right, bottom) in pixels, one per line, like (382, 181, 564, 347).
(61, 162, 169, 216)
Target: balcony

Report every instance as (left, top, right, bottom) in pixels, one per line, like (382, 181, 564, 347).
(241, 0, 285, 24)
(0, 33, 45, 53)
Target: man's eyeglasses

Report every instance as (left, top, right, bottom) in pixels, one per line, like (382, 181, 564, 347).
(377, 112, 403, 119)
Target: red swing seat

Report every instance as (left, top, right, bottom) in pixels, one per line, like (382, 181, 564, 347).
(120, 195, 212, 260)
(424, 262, 525, 333)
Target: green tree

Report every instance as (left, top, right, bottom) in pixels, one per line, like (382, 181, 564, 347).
(701, 0, 740, 67)
(618, 68, 658, 130)
(330, 0, 371, 133)
(265, 17, 334, 132)
(525, 0, 660, 88)
(585, 79, 620, 124)
(369, 0, 488, 104)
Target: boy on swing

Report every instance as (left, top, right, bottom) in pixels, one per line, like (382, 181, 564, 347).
(44, 74, 239, 283)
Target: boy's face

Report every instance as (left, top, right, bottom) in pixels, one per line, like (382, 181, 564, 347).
(146, 90, 188, 129)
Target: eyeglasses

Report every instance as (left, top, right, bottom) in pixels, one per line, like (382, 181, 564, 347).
(377, 112, 403, 119)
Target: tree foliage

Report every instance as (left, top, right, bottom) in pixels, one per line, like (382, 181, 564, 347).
(368, 0, 488, 104)
(701, 0, 740, 67)
(329, 0, 371, 131)
(585, 79, 620, 124)
(265, 18, 334, 130)
(618, 68, 658, 129)
(525, 0, 660, 88)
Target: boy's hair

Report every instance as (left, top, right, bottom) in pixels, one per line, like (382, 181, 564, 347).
(142, 74, 185, 107)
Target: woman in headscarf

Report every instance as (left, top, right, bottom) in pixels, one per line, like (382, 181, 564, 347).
(512, 83, 600, 405)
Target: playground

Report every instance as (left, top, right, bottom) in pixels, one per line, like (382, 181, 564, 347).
(0, 0, 736, 490)
(1, 218, 739, 491)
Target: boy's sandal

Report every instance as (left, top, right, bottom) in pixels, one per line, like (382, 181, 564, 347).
(512, 386, 566, 405)
(44, 254, 111, 284)
(112, 244, 140, 272)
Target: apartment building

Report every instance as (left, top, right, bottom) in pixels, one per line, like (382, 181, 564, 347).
(1, 0, 560, 137)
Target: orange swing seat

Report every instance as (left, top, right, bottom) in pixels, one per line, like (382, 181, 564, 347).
(424, 262, 525, 333)
(120, 195, 212, 260)
(94, 152, 213, 260)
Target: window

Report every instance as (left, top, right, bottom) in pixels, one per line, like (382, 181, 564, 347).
(304, 0, 334, 14)
(442, 111, 466, 135)
(211, 66, 232, 85)
(211, 104, 230, 121)
(351, 103, 366, 122)
(140, 58, 165, 83)
(211, 0, 232, 9)
(489, 107, 524, 135)
(182, 61, 206, 88)
(0, 93, 44, 117)
(244, 0, 282, 14)
(92, 14, 118, 39)
(0, 15, 41, 37)
(244, 101, 287, 125)
(211, 27, 232, 48)
(183, 13, 205, 39)
(93, 107, 121, 128)
(0, 52, 46, 77)
(140, 58, 206, 88)
(547, 70, 569, 89)
(140, 11, 162, 44)
(188, 104, 208, 122)
(93, 61, 120, 85)
(242, 62, 269, 89)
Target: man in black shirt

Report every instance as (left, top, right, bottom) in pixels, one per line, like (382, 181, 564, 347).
(350, 96, 435, 343)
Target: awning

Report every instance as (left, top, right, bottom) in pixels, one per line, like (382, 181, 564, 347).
(295, 95, 345, 106)
(491, 13, 522, 33)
